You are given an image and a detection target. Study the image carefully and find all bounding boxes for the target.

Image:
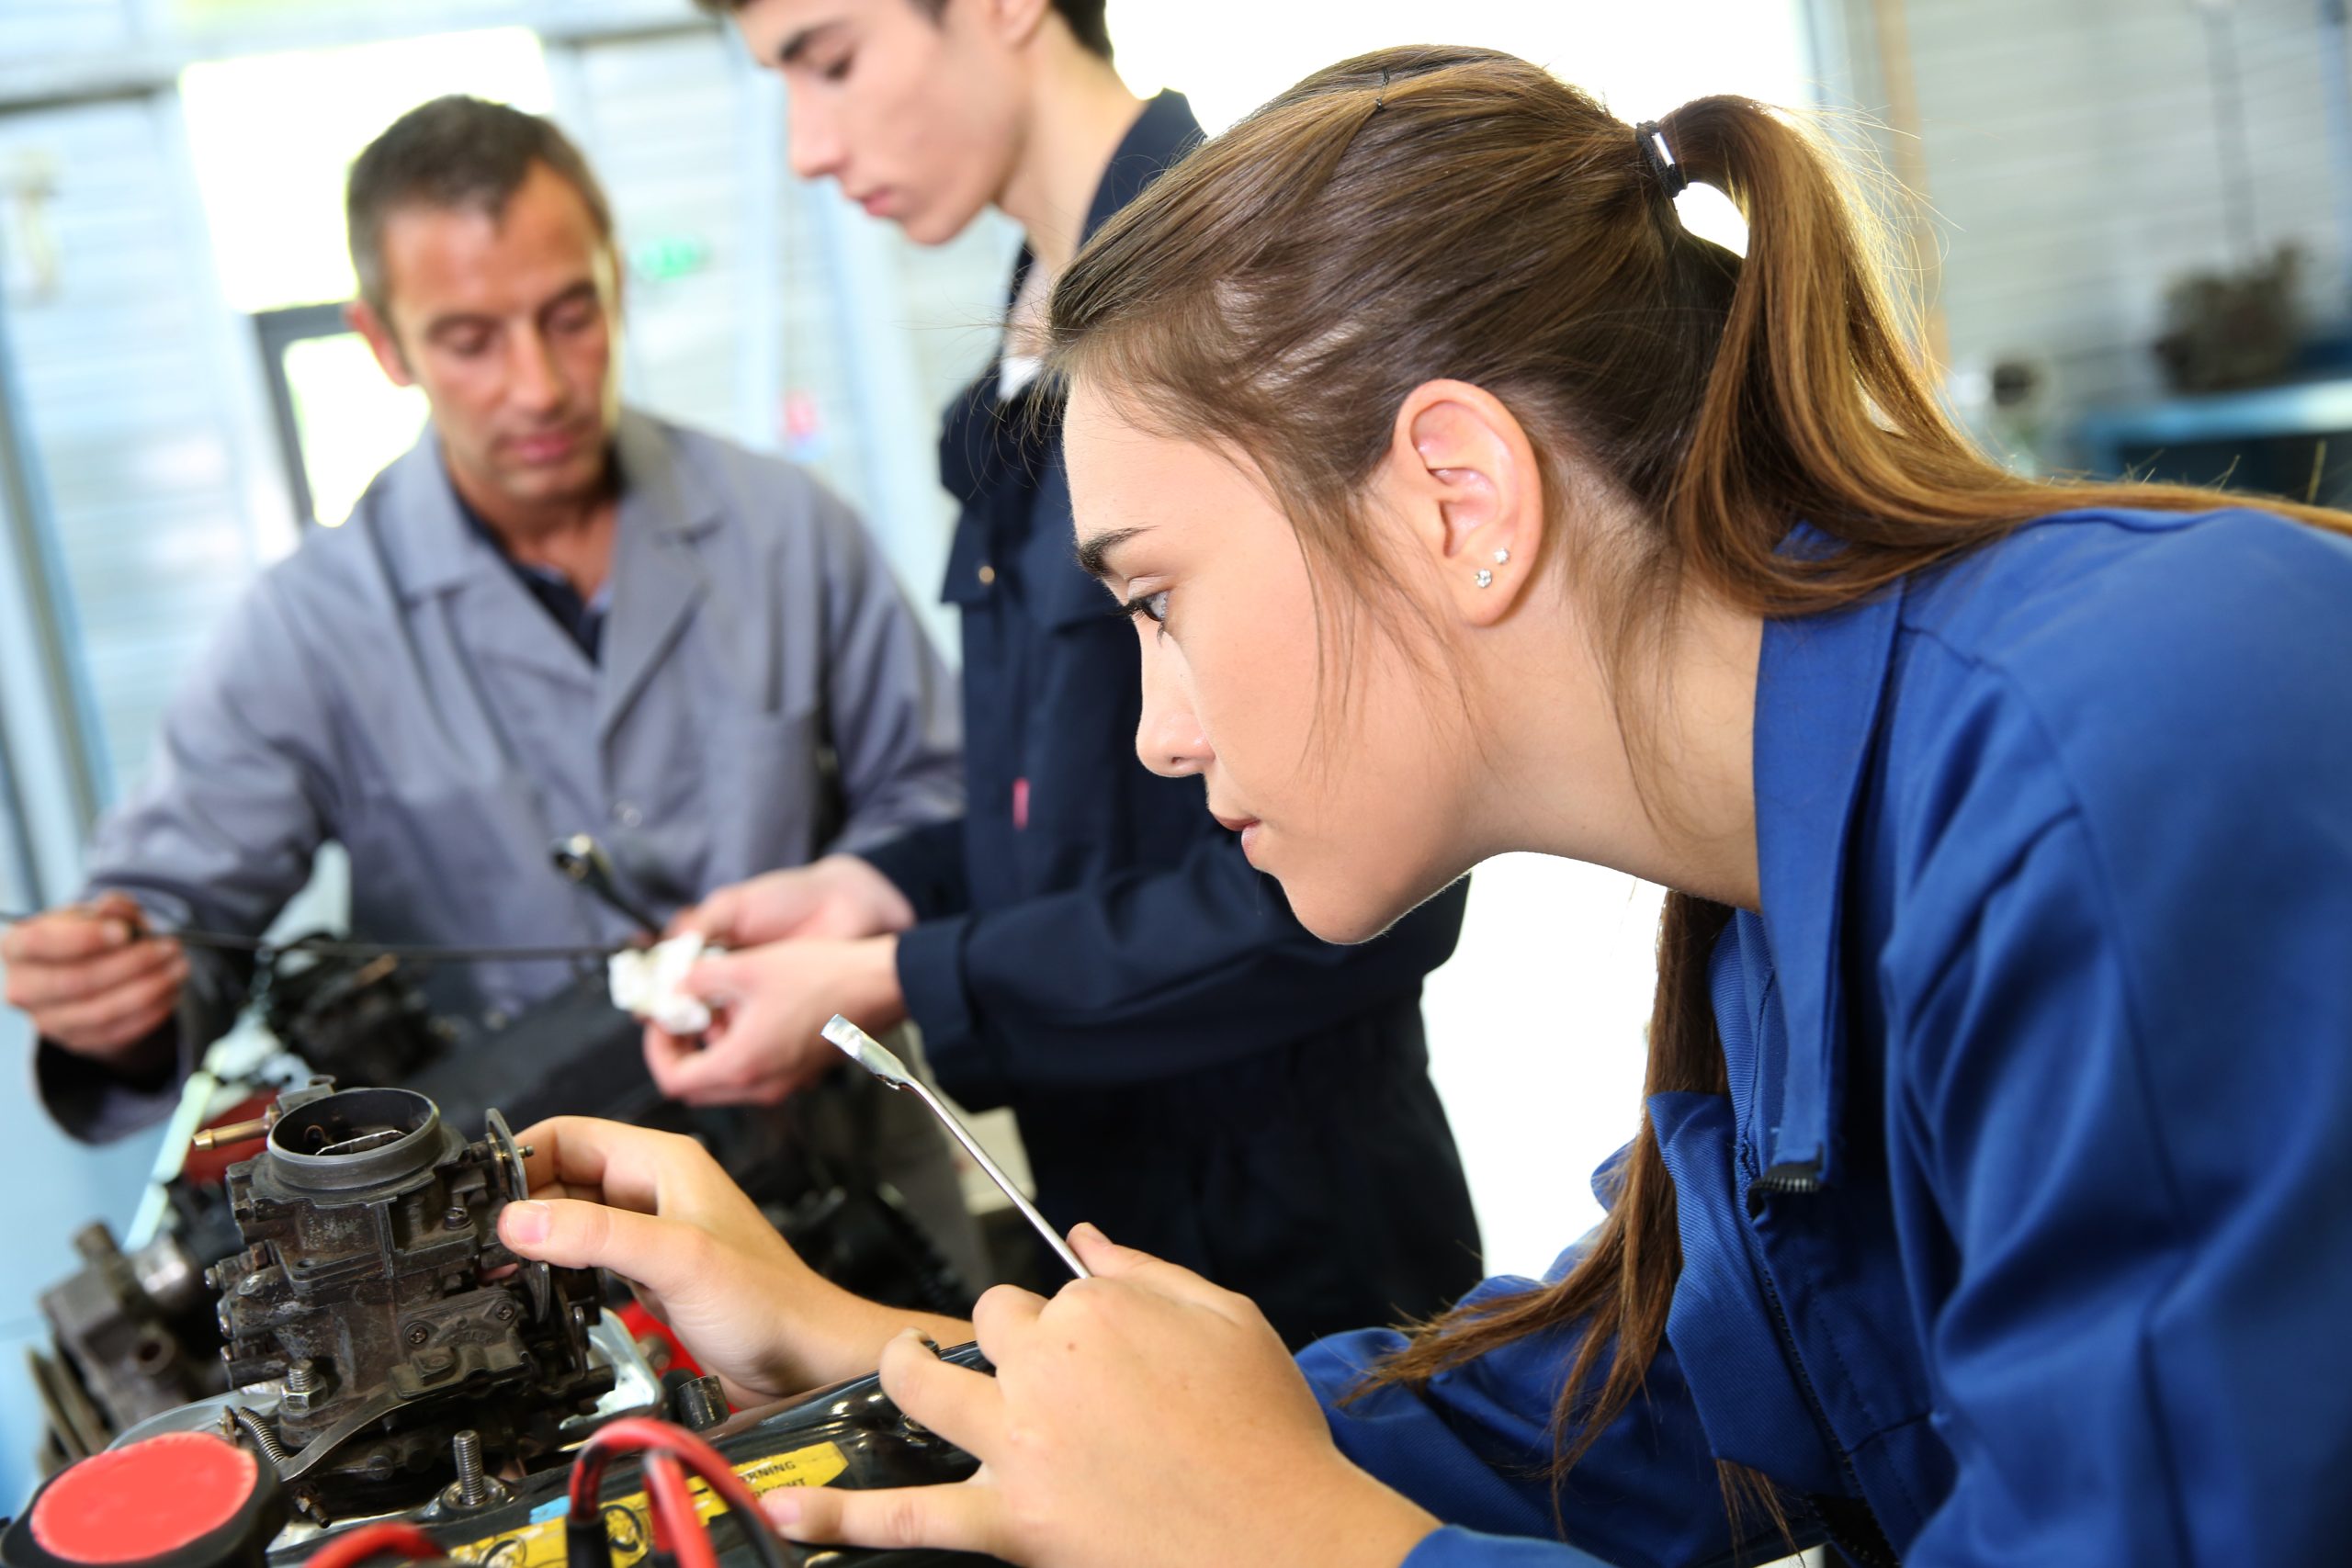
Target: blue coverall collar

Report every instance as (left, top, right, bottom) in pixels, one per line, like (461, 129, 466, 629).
(1749, 527, 1908, 1182)
(370, 411, 724, 733)
(598, 413, 725, 741)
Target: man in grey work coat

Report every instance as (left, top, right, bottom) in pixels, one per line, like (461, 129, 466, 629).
(1, 96, 977, 1273)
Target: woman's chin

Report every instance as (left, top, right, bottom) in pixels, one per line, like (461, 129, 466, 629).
(1284, 857, 1474, 946)
(1284, 880, 1419, 947)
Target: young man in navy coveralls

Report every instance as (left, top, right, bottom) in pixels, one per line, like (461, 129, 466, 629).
(659, 0, 1481, 1343)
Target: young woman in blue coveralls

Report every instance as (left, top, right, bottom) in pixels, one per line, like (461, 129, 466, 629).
(499, 47, 2352, 1567)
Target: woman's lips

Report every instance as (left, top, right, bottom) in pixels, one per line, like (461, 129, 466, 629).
(1212, 812, 1263, 862)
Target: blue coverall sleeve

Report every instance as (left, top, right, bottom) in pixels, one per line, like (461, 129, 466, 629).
(805, 486, 964, 858)
(854, 817, 970, 923)
(1885, 606, 2352, 1562)
(1295, 1255, 1785, 1568)
(35, 572, 342, 1142)
(882, 827, 1466, 1107)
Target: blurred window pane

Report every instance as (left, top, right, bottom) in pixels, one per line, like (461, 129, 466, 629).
(254, 310, 427, 532)
(179, 28, 553, 313)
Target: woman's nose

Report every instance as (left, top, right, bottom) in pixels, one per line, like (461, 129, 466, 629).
(1135, 644, 1209, 779)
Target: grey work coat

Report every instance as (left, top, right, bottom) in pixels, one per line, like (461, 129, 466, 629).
(36, 410, 962, 1142)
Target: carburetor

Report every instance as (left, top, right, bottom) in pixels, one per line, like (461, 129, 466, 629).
(206, 1082, 613, 1516)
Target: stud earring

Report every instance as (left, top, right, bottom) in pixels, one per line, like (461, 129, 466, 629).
(1492, 547, 1511, 565)
(1474, 569, 1494, 589)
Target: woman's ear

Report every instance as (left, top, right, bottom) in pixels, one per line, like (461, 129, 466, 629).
(1384, 379, 1545, 626)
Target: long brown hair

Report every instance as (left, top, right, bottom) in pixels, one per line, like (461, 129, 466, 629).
(1044, 42, 2351, 1507)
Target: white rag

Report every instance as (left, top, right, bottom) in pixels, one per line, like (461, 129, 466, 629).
(608, 933, 718, 1035)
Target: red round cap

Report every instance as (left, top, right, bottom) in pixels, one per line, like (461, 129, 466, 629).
(29, 1433, 258, 1565)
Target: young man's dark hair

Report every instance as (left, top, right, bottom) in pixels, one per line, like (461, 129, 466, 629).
(345, 95, 615, 318)
(696, 0, 1114, 61)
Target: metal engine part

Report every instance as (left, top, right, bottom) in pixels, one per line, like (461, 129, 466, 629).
(29, 1224, 223, 1468)
(206, 1081, 613, 1516)
(259, 941, 448, 1091)
(257, 1343, 1001, 1568)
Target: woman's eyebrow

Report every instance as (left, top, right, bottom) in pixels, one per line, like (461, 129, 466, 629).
(1075, 526, 1150, 581)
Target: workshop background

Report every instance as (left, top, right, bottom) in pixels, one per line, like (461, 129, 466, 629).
(5, 0, 2347, 1513)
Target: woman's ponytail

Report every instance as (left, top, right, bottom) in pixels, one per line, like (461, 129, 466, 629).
(1655, 96, 2006, 606)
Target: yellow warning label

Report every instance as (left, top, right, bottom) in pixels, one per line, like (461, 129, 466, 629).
(447, 1442, 851, 1568)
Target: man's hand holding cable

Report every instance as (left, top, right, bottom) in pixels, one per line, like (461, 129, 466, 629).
(496, 1117, 966, 1404)
(2, 892, 187, 1063)
(763, 1226, 1440, 1568)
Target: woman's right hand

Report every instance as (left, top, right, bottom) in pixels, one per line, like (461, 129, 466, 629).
(496, 1117, 967, 1405)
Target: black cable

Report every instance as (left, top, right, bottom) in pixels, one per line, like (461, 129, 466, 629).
(0, 908, 624, 965)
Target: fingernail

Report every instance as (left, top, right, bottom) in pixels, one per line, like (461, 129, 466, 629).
(105, 920, 130, 945)
(1069, 1222, 1108, 1247)
(502, 1200, 549, 1245)
(763, 1492, 803, 1528)
(912, 1331, 943, 1357)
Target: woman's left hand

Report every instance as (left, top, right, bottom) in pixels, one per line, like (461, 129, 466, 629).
(763, 1224, 1440, 1568)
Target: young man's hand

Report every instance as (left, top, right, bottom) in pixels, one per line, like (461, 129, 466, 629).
(640, 934, 905, 1107)
(670, 854, 916, 947)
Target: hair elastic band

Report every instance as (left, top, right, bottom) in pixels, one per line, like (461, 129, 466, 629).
(1634, 120, 1688, 197)
(1374, 66, 1391, 112)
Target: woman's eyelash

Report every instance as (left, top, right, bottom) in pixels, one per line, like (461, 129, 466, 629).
(1121, 590, 1170, 625)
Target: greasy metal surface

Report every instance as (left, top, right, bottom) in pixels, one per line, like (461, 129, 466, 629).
(266, 1341, 1003, 1568)
(207, 1082, 614, 1518)
(262, 1086, 441, 1191)
(36, 1224, 224, 1438)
